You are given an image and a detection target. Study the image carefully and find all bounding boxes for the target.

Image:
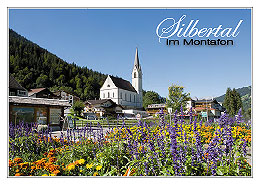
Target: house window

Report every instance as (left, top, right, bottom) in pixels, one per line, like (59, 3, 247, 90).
(103, 93, 105, 98)
(49, 108, 62, 125)
(134, 95, 135, 102)
(113, 92, 114, 98)
(134, 72, 136, 78)
(36, 107, 47, 125)
(125, 93, 127, 101)
(11, 107, 34, 125)
(130, 94, 131, 102)
(108, 92, 110, 98)
(18, 90, 27, 96)
(10, 91, 15, 96)
(120, 92, 122, 99)
(107, 84, 110, 87)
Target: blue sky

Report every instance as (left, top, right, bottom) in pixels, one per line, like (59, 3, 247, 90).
(9, 9, 251, 98)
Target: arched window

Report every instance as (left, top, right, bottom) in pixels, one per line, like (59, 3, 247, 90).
(134, 72, 136, 78)
(107, 84, 110, 87)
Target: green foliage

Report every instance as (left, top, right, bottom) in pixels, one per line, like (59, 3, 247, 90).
(72, 101, 85, 116)
(143, 91, 162, 109)
(215, 86, 251, 115)
(166, 84, 190, 112)
(244, 108, 251, 120)
(36, 74, 49, 87)
(9, 29, 107, 101)
(223, 88, 243, 116)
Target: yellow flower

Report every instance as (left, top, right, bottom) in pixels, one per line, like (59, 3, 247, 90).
(96, 165, 102, 171)
(66, 163, 75, 171)
(86, 163, 93, 169)
(78, 159, 85, 165)
(42, 174, 48, 176)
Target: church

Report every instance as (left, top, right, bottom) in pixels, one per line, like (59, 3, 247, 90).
(100, 48, 143, 110)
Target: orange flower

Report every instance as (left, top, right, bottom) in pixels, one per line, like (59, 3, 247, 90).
(14, 157, 23, 164)
(49, 157, 57, 163)
(9, 160, 14, 167)
(74, 160, 79, 165)
(36, 165, 42, 170)
(45, 163, 56, 172)
(53, 170, 60, 175)
(66, 163, 75, 171)
(54, 165, 60, 170)
(20, 162, 29, 169)
(130, 168, 136, 176)
(123, 168, 130, 176)
(47, 153, 55, 158)
(15, 173, 21, 176)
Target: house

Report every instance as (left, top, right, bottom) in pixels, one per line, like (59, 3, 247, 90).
(184, 98, 223, 120)
(9, 96, 70, 131)
(146, 104, 167, 115)
(9, 75, 28, 97)
(53, 90, 80, 105)
(84, 99, 123, 117)
(28, 88, 58, 99)
(100, 48, 143, 109)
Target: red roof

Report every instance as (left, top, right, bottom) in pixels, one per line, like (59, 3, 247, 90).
(28, 88, 47, 96)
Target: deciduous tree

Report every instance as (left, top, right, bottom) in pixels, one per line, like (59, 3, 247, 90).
(166, 84, 190, 112)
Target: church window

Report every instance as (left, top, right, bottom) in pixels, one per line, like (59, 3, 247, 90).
(108, 92, 110, 98)
(134, 72, 136, 78)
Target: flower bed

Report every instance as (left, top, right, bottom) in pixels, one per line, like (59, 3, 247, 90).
(9, 110, 251, 176)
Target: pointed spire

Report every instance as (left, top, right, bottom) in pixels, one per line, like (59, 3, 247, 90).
(134, 47, 141, 70)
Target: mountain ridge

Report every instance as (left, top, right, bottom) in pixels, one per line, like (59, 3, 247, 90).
(9, 29, 107, 100)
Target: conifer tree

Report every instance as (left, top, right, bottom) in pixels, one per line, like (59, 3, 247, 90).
(223, 87, 243, 116)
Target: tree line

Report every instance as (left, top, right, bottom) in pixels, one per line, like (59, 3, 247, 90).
(9, 29, 107, 101)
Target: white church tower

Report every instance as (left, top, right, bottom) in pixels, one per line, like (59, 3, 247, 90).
(132, 48, 143, 108)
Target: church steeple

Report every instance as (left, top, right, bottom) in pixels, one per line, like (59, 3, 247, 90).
(134, 48, 141, 70)
(132, 48, 143, 108)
